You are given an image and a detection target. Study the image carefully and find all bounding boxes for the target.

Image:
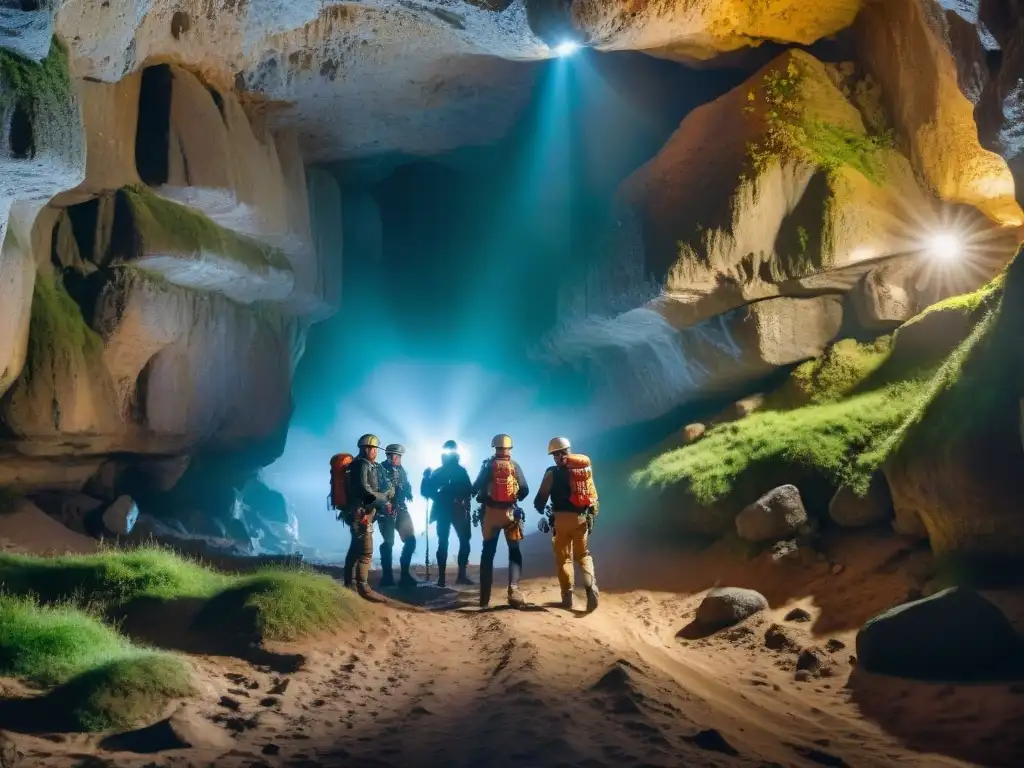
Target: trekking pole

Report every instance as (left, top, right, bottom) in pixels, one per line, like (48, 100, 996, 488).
(425, 499, 432, 581)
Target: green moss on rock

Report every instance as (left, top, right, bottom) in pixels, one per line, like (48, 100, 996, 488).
(0, 38, 73, 115)
(122, 186, 291, 274)
(744, 53, 893, 186)
(27, 273, 102, 379)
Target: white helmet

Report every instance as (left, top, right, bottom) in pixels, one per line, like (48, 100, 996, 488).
(547, 437, 571, 455)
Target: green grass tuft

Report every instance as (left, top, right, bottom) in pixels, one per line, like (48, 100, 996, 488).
(0, 595, 134, 687)
(197, 568, 362, 642)
(0, 595, 193, 731)
(53, 653, 194, 732)
(122, 186, 291, 274)
(0, 546, 362, 642)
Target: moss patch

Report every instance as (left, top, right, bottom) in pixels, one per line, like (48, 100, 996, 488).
(0, 38, 73, 116)
(0, 595, 193, 732)
(50, 653, 194, 732)
(121, 186, 290, 274)
(27, 273, 103, 378)
(767, 336, 892, 409)
(631, 378, 928, 504)
(0, 546, 362, 642)
(744, 54, 893, 186)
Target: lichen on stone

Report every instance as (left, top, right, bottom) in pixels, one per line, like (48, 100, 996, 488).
(121, 185, 291, 275)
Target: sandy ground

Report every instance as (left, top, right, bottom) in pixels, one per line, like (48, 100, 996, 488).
(2, 517, 1024, 767)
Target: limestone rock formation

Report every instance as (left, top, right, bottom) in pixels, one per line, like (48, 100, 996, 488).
(855, 0, 1023, 225)
(613, 49, 950, 333)
(567, 0, 862, 62)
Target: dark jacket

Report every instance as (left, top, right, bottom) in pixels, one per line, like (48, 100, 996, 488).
(473, 456, 529, 508)
(381, 463, 413, 510)
(534, 465, 589, 513)
(422, 460, 473, 515)
(347, 456, 391, 511)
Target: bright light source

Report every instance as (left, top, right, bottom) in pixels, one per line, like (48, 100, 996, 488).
(928, 232, 962, 261)
(553, 40, 579, 57)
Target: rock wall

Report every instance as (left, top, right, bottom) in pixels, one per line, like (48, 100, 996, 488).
(0, 16, 343, 553)
(544, 47, 1019, 434)
(854, 0, 1023, 225)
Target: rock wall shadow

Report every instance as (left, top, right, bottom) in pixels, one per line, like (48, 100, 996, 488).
(847, 667, 1024, 767)
(113, 595, 305, 673)
(579, 527, 928, 635)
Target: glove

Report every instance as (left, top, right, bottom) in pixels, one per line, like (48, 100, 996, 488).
(537, 516, 551, 534)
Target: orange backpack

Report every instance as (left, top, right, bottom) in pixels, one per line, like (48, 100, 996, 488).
(490, 457, 519, 504)
(329, 453, 354, 510)
(565, 454, 597, 509)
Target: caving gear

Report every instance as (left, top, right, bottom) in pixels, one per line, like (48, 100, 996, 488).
(537, 515, 551, 535)
(385, 443, 406, 456)
(566, 454, 597, 510)
(343, 451, 393, 594)
(357, 434, 382, 449)
(442, 439, 458, 452)
(378, 459, 416, 589)
(473, 455, 530, 609)
(491, 433, 513, 449)
(329, 453, 355, 516)
(561, 590, 574, 610)
(490, 457, 519, 504)
(423, 457, 474, 590)
(547, 437, 571, 455)
(536, 444, 600, 613)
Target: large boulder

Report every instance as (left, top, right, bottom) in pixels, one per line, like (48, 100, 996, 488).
(856, 588, 1024, 680)
(735, 485, 809, 543)
(694, 587, 769, 632)
(855, 0, 1023, 225)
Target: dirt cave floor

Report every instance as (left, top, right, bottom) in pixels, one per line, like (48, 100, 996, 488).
(3, 528, 1024, 768)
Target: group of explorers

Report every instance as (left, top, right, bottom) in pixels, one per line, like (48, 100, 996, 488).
(329, 433, 600, 612)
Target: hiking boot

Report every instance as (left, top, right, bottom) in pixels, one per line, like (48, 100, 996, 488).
(585, 586, 599, 613)
(379, 571, 395, 588)
(437, 572, 447, 588)
(508, 587, 526, 609)
(455, 570, 475, 586)
(357, 583, 386, 603)
(398, 571, 420, 589)
(561, 590, 574, 610)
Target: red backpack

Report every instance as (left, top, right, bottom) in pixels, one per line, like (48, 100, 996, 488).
(490, 457, 519, 504)
(329, 453, 354, 510)
(565, 454, 597, 509)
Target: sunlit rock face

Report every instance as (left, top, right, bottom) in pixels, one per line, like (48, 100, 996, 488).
(562, 0, 862, 62)
(547, 48, 1017, 433)
(855, 0, 1023, 224)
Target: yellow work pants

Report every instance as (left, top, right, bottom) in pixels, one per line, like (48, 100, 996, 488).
(552, 511, 595, 593)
